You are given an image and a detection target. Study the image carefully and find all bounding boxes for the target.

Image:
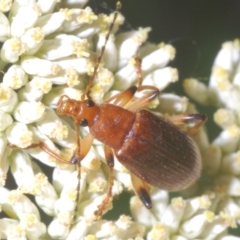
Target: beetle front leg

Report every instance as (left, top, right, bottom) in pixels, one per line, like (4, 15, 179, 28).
(94, 145, 115, 220)
(167, 113, 207, 135)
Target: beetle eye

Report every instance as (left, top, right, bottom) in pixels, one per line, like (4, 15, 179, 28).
(80, 118, 88, 126)
(86, 99, 95, 107)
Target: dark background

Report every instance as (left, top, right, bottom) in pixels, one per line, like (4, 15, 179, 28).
(100, 0, 240, 82)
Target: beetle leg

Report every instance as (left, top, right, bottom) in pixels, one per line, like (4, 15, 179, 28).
(94, 145, 114, 220)
(21, 142, 73, 165)
(127, 85, 160, 112)
(167, 113, 207, 135)
(130, 171, 152, 209)
(104, 86, 138, 107)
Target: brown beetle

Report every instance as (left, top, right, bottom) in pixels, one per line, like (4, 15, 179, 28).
(30, 3, 207, 219)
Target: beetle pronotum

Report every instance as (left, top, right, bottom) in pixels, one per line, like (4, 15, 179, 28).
(25, 2, 207, 220)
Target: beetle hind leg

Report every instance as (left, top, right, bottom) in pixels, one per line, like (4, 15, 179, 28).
(167, 113, 207, 135)
(130, 172, 152, 209)
(94, 145, 115, 220)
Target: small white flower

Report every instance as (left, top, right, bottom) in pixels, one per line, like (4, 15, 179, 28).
(3, 64, 28, 89)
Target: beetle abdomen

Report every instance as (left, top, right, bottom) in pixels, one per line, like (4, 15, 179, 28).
(116, 109, 202, 191)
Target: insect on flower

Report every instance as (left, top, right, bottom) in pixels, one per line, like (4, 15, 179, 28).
(25, 2, 207, 220)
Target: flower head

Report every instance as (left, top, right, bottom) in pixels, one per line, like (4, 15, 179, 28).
(0, 0, 238, 239)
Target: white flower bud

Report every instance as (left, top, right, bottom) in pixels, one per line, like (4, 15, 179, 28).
(214, 108, 236, 129)
(0, 134, 9, 186)
(96, 33, 117, 71)
(218, 197, 240, 221)
(37, 0, 58, 14)
(142, 44, 176, 74)
(0, 218, 19, 239)
(9, 149, 35, 188)
(202, 144, 222, 176)
(0, 0, 12, 12)
(55, 56, 92, 74)
(61, 0, 89, 8)
(6, 122, 33, 148)
(157, 93, 188, 114)
(209, 66, 230, 95)
(89, 67, 114, 103)
(34, 173, 58, 216)
(183, 78, 210, 105)
(215, 175, 240, 196)
(21, 27, 45, 54)
(43, 85, 82, 108)
(0, 111, 13, 131)
(36, 107, 75, 143)
(37, 35, 89, 60)
(78, 193, 112, 221)
(89, 83, 105, 104)
(146, 223, 169, 240)
(0, 11, 10, 42)
(36, 12, 65, 36)
(3, 64, 28, 89)
(144, 67, 178, 91)
(6, 224, 27, 240)
(113, 61, 136, 90)
(57, 169, 87, 209)
(213, 125, 240, 153)
(48, 217, 70, 239)
(73, 18, 101, 38)
(11, 4, 42, 37)
(213, 40, 240, 72)
(60, 7, 97, 32)
(100, 11, 125, 35)
(116, 27, 151, 69)
(20, 55, 60, 76)
(232, 67, 240, 88)
(183, 193, 214, 221)
(21, 213, 46, 240)
(18, 77, 52, 102)
(81, 148, 101, 171)
(221, 236, 240, 240)
(13, 101, 45, 124)
(221, 151, 240, 175)
(130, 195, 157, 228)
(160, 197, 186, 233)
(150, 189, 169, 219)
(191, 125, 210, 153)
(65, 67, 83, 87)
(0, 170, 8, 188)
(199, 212, 237, 239)
(0, 84, 18, 113)
(7, 190, 40, 220)
(66, 218, 90, 240)
(114, 215, 145, 239)
(52, 165, 75, 194)
(1, 37, 25, 63)
(87, 167, 107, 193)
(180, 211, 215, 239)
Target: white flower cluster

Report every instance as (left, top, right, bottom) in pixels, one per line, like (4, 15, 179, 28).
(0, 0, 238, 239)
(184, 39, 240, 239)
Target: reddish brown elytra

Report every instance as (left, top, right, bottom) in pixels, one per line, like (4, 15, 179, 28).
(31, 2, 207, 220)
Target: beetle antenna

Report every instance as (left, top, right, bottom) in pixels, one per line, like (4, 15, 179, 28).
(81, 1, 122, 101)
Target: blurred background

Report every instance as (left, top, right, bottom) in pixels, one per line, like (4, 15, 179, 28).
(101, 0, 240, 84)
